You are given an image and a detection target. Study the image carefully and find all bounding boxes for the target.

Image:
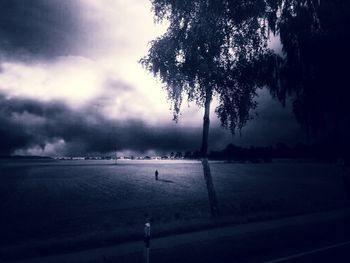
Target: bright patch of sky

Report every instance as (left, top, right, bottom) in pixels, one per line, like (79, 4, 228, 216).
(0, 0, 198, 125)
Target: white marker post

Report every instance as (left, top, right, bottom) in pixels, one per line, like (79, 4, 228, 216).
(144, 221, 151, 263)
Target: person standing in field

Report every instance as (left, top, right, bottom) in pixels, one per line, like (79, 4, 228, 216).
(155, 170, 159, 181)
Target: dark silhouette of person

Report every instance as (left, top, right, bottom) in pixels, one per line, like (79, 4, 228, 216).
(155, 170, 159, 180)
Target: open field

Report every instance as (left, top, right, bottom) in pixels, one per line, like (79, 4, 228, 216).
(0, 159, 348, 258)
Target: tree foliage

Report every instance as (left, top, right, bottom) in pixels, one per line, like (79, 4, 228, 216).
(268, 0, 350, 146)
(142, 0, 350, 146)
(141, 0, 279, 133)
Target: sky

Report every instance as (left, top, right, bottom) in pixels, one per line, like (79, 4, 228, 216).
(0, 0, 306, 157)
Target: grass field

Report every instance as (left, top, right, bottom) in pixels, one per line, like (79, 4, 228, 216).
(0, 159, 348, 258)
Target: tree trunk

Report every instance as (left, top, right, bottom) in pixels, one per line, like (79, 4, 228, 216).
(201, 88, 219, 217)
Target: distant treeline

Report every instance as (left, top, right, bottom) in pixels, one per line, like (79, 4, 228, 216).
(182, 143, 346, 162)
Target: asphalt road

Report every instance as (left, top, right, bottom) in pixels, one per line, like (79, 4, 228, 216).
(146, 228, 350, 263)
(265, 241, 350, 263)
(142, 210, 350, 263)
(9, 208, 350, 263)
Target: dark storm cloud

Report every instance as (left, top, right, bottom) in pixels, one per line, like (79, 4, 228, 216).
(0, 0, 82, 59)
(235, 97, 306, 147)
(203, 89, 307, 150)
(0, 91, 305, 156)
(0, 94, 203, 156)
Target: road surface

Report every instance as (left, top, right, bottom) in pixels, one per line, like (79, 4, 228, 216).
(9, 208, 350, 263)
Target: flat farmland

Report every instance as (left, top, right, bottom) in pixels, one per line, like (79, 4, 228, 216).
(0, 160, 347, 249)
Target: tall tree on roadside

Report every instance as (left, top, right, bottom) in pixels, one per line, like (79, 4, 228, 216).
(141, 0, 277, 217)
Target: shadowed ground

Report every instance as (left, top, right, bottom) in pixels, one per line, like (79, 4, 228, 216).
(0, 159, 348, 260)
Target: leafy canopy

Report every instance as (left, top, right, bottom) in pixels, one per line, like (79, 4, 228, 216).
(142, 0, 350, 145)
(268, 0, 350, 141)
(141, 0, 279, 133)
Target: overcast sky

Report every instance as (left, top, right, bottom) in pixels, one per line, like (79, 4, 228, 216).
(0, 0, 305, 156)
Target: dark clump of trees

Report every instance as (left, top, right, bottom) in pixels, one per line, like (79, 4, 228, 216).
(182, 142, 345, 162)
(211, 143, 344, 162)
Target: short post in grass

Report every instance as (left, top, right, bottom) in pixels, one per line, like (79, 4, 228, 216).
(144, 219, 151, 263)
